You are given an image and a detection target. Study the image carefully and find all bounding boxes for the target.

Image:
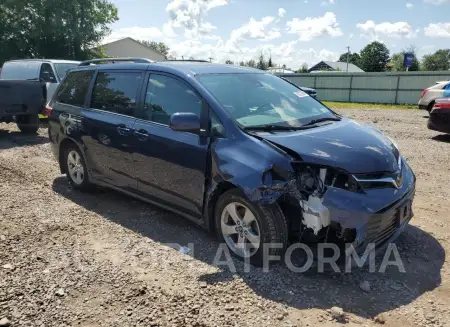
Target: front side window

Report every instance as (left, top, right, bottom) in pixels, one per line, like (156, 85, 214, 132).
(91, 72, 142, 116)
(197, 73, 335, 128)
(39, 63, 57, 83)
(55, 70, 94, 106)
(144, 74, 202, 125)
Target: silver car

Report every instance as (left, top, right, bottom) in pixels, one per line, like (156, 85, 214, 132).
(0, 59, 80, 109)
(418, 80, 450, 112)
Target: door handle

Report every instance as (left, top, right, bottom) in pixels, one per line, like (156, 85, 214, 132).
(134, 129, 148, 141)
(117, 124, 131, 135)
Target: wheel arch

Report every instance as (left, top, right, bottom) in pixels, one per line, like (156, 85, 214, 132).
(205, 181, 238, 233)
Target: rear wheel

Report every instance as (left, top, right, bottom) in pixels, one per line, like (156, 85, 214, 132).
(215, 189, 288, 266)
(427, 101, 435, 113)
(64, 144, 92, 191)
(16, 114, 39, 134)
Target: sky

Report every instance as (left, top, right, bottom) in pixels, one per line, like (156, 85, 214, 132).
(106, 0, 450, 70)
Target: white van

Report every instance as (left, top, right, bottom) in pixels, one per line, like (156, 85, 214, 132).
(0, 59, 80, 111)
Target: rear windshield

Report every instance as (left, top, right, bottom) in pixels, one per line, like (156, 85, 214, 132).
(0, 61, 41, 80)
(197, 73, 334, 128)
(54, 63, 79, 80)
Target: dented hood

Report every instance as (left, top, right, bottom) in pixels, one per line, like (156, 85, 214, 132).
(258, 118, 399, 174)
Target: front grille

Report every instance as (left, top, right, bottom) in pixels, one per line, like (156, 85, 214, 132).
(364, 211, 398, 246)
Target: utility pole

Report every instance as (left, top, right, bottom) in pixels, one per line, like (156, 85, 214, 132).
(346, 46, 350, 73)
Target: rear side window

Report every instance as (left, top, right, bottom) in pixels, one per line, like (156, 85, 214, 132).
(90, 72, 142, 116)
(55, 70, 94, 106)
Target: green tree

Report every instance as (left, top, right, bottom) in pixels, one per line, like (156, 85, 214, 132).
(338, 52, 361, 68)
(422, 49, 450, 71)
(246, 59, 256, 68)
(225, 60, 234, 65)
(138, 40, 170, 59)
(359, 41, 390, 72)
(0, 0, 118, 65)
(268, 57, 274, 68)
(239, 61, 245, 66)
(257, 53, 268, 70)
(295, 62, 308, 73)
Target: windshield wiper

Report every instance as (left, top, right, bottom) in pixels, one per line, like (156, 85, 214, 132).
(243, 124, 300, 131)
(302, 117, 341, 127)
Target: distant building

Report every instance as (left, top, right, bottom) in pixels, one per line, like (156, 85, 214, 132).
(308, 61, 364, 73)
(267, 67, 295, 74)
(99, 37, 166, 61)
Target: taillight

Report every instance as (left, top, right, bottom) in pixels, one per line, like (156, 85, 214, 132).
(43, 106, 52, 117)
(421, 89, 429, 98)
(433, 103, 450, 110)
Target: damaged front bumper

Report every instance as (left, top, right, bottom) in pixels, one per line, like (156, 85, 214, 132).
(302, 157, 416, 250)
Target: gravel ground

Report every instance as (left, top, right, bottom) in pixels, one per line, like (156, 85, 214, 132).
(1, 108, 449, 327)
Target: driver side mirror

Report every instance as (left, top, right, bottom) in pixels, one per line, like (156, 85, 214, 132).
(169, 112, 201, 134)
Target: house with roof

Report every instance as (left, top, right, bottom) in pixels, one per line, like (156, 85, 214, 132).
(100, 37, 166, 61)
(308, 61, 364, 73)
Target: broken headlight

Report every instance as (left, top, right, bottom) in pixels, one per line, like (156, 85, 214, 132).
(295, 163, 362, 195)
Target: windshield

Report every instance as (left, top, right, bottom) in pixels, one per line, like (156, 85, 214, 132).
(197, 73, 335, 128)
(54, 63, 79, 80)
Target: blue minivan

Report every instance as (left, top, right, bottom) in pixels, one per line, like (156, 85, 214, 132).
(48, 58, 416, 266)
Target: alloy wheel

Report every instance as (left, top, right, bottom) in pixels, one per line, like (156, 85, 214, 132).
(221, 202, 261, 258)
(67, 150, 84, 185)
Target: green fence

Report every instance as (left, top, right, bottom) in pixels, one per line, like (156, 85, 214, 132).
(279, 71, 450, 105)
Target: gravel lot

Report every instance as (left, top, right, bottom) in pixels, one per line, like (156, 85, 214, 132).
(1, 108, 449, 327)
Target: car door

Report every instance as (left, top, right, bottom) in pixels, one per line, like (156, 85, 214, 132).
(39, 63, 58, 102)
(81, 69, 144, 191)
(132, 72, 209, 217)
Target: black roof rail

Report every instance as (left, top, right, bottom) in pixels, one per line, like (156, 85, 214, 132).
(162, 60, 209, 63)
(79, 57, 155, 66)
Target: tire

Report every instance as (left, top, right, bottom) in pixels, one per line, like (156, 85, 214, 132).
(427, 101, 435, 113)
(16, 114, 39, 134)
(214, 188, 288, 267)
(64, 144, 92, 191)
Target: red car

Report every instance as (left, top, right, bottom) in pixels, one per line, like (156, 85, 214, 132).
(428, 98, 450, 134)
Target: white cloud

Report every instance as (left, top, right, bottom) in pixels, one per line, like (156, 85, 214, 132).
(278, 8, 286, 18)
(424, 0, 450, 4)
(225, 16, 279, 53)
(166, 0, 229, 38)
(406, 3, 414, 8)
(286, 12, 343, 41)
(264, 28, 282, 41)
(356, 20, 417, 39)
(162, 22, 177, 38)
(424, 22, 450, 37)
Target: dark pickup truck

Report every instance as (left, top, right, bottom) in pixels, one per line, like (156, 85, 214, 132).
(0, 80, 47, 133)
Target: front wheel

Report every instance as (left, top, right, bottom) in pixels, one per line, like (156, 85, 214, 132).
(64, 145, 92, 191)
(16, 114, 39, 133)
(215, 189, 288, 266)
